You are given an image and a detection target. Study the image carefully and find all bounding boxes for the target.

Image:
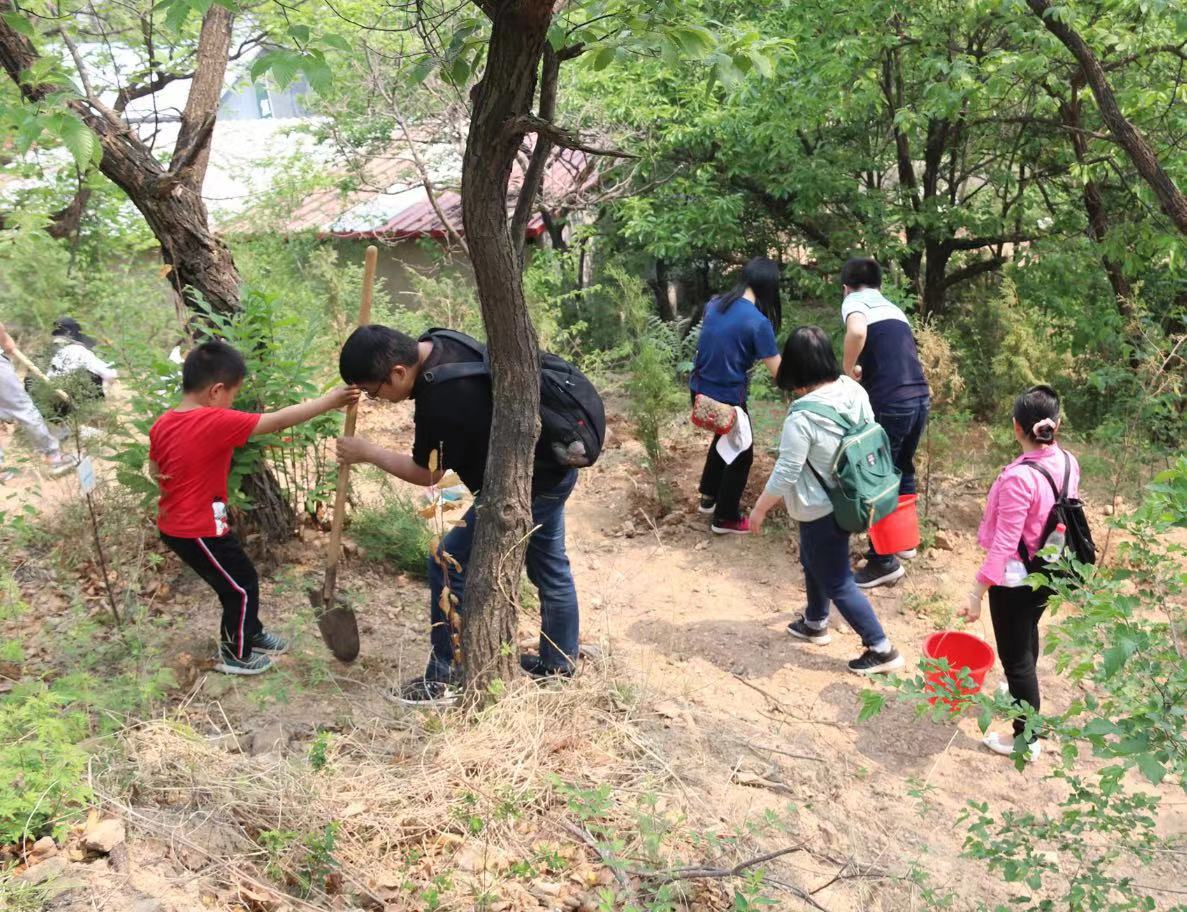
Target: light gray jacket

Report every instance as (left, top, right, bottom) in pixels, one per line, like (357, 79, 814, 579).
(763, 376, 874, 522)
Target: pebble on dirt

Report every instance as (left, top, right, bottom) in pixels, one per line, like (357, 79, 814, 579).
(83, 818, 126, 855)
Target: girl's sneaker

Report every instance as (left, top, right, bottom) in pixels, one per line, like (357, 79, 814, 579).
(983, 731, 1041, 762)
(848, 646, 905, 675)
(697, 496, 716, 515)
(250, 630, 289, 655)
(786, 617, 832, 645)
(214, 647, 273, 676)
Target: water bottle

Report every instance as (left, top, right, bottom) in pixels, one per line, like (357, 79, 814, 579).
(1038, 523, 1067, 563)
(1003, 559, 1028, 587)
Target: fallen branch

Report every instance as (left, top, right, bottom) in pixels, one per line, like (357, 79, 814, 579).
(560, 820, 636, 902)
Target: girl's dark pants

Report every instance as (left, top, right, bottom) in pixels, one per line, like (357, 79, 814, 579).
(696, 397, 751, 524)
(988, 584, 1050, 740)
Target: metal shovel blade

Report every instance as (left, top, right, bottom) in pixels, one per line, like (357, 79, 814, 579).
(308, 588, 360, 663)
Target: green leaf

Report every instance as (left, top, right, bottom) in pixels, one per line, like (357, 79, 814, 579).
(2, 11, 37, 38)
(288, 24, 310, 45)
(1100, 643, 1131, 678)
(59, 116, 95, 171)
(250, 50, 277, 83)
(1135, 754, 1166, 785)
(409, 55, 436, 84)
(322, 33, 351, 53)
(444, 54, 471, 86)
(592, 45, 617, 71)
(857, 690, 886, 723)
(163, 0, 193, 33)
(270, 52, 299, 90)
(302, 54, 333, 94)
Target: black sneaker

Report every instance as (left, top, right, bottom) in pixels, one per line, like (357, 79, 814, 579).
(520, 654, 574, 680)
(391, 675, 459, 707)
(697, 496, 716, 515)
(854, 559, 906, 589)
(250, 630, 289, 655)
(786, 617, 832, 645)
(848, 647, 905, 676)
(214, 646, 274, 676)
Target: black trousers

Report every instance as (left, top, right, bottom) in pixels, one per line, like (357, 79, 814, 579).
(988, 584, 1050, 739)
(161, 532, 261, 659)
(695, 396, 751, 523)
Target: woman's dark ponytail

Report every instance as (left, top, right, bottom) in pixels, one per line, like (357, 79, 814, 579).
(715, 256, 782, 331)
(1014, 384, 1060, 443)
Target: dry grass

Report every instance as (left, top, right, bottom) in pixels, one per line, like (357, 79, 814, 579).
(96, 668, 738, 911)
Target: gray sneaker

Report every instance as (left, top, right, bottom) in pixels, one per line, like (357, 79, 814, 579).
(214, 647, 274, 676)
(786, 617, 832, 645)
(250, 630, 289, 655)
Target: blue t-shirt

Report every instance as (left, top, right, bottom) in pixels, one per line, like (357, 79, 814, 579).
(841, 289, 930, 408)
(690, 296, 779, 405)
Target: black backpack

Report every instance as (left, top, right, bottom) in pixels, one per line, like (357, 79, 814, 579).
(418, 328, 606, 468)
(1019, 453, 1096, 577)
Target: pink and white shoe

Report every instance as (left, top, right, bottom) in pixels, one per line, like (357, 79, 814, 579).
(45, 453, 78, 477)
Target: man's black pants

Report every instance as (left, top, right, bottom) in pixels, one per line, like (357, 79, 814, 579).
(161, 532, 261, 659)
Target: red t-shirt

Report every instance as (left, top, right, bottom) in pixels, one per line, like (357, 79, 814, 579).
(149, 408, 261, 538)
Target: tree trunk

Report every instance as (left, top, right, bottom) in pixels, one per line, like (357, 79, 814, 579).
(1026, 0, 1187, 235)
(0, 1, 241, 314)
(1058, 90, 1133, 311)
(458, 0, 554, 693)
(649, 259, 677, 322)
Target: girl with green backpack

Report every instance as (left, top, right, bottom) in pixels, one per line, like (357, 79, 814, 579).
(750, 327, 905, 675)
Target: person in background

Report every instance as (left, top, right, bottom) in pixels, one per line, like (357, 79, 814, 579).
(750, 326, 905, 676)
(47, 316, 118, 396)
(961, 385, 1079, 762)
(0, 322, 77, 479)
(840, 257, 930, 588)
(689, 256, 782, 535)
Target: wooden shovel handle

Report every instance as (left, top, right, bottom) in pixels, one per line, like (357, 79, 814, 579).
(8, 345, 69, 404)
(323, 245, 378, 600)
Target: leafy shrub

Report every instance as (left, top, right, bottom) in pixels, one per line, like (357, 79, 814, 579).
(0, 681, 93, 843)
(627, 318, 687, 511)
(350, 488, 433, 576)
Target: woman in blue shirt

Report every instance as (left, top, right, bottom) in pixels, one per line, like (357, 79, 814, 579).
(690, 256, 782, 534)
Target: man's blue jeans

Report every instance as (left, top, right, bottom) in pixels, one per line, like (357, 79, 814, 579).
(868, 395, 930, 562)
(800, 515, 890, 650)
(425, 469, 579, 681)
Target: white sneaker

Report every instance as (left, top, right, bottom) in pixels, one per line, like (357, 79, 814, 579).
(45, 453, 79, 477)
(983, 731, 1041, 762)
(896, 548, 918, 560)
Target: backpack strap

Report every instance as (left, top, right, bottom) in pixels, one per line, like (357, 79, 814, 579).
(419, 329, 490, 385)
(1020, 459, 1063, 499)
(790, 400, 853, 431)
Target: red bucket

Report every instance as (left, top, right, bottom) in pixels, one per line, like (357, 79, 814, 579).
(869, 494, 920, 555)
(922, 631, 996, 709)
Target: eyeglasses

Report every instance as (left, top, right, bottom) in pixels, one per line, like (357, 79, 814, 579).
(362, 378, 388, 401)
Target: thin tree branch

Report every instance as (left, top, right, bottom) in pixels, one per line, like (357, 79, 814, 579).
(505, 113, 638, 159)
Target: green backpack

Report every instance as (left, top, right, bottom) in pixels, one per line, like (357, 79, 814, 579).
(790, 400, 902, 533)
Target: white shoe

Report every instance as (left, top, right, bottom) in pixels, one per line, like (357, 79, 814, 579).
(983, 731, 1040, 762)
(896, 548, 918, 560)
(45, 453, 79, 477)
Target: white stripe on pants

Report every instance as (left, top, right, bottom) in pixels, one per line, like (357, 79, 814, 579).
(0, 355, 59, 460)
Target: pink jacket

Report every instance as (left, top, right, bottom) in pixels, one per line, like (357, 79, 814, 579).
(976, 444, 1081, 587)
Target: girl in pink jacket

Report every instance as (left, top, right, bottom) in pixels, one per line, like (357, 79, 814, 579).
(961, 385, 1080, 762)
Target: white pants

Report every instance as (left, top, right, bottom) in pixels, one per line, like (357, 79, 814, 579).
(0, 355, 59, 461)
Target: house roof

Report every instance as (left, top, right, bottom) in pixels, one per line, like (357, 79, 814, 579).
(264, 141, 597, 241)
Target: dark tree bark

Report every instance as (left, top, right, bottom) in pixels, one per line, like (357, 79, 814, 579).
(0, 0, 241, 314)
(649, 259, 677, 322)
(1057, 86, 1133, 310)
(1026, 0, 1187, 235)
(459, 0, 555, 692)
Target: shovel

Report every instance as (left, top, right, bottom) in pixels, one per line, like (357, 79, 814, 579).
(8, 344, 70, 404)
(309, 244, 378, 662)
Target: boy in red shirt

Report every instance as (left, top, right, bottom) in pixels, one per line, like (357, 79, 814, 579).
(149, 340, 358, 675)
